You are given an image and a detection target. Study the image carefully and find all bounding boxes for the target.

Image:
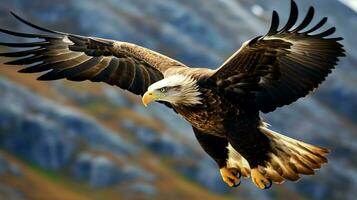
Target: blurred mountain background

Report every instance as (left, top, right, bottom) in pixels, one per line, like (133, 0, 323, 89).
(0, 0, 356, 199)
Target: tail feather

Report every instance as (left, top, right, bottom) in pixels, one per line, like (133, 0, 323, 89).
(226, 125, 329, 184)
(259, 125, 329, 184)
(263, 163, 285, 183)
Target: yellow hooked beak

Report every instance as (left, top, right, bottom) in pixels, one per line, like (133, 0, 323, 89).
(142, 91, 160, 107)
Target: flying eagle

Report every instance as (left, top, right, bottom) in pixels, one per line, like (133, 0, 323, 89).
(0, 0, 345, 189)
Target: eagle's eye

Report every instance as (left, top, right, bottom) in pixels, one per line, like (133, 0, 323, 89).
(159, 87, 168, 93)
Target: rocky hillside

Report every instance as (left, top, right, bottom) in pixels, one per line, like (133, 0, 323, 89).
(0, 0, 356, 200)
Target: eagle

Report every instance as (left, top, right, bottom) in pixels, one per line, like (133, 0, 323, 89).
(0, 0, 345, 189)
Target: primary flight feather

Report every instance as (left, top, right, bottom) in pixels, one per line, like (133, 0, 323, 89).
(0, 0, 345, 189)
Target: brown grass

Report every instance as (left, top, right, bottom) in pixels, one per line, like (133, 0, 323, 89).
(0, 150, 93, 200)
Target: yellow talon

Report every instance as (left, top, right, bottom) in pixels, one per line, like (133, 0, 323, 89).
(251, 168, 272, 189)
(220, 167, 241, 187)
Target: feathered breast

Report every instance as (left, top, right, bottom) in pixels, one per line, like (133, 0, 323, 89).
(174, 88, 236, 137)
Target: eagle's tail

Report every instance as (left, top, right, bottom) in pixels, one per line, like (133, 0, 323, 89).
(258, 125, 330, 184)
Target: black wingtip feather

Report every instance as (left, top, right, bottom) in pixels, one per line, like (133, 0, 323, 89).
(4, 59, 22, 65)
(18, 63, 51, 73)
(37, 70, 62, 80)
(332, 37, 343, 41)
(0, 48, 44, 57)
(18, 68, 33, 73)
(0, 27, 35, 38)
(0, 41, 49, 48)
(279, 0, 299, 33)
(18, 66, 45, 74)
(265, 1, 334, 38)
(10, 12, 63, 35)
(313, 27, 336, 38)
(37, 76, 51, 81)
(4, 55, 43, 65)
(292, 6, 314, 33)
(304, 17, 328, 34)
(0, 27, 61, 39)
(267, 11, 280, 36)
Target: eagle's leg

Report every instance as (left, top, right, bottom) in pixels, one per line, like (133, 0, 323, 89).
(225, 122, 273, 190)
(192, 127, 241, 187)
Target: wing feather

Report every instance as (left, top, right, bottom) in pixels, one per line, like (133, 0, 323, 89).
(90, 58, 116, 82)
(0, 13, 187, 96)
(266, 11, 280, 36)
(0, 48, 46, 57)
(123, 58, 136, 90)
(209, 0, 345, 113)
(304, 17, 327, 34)
(278, 0, 298, 33)
(291, 6, 314, 32)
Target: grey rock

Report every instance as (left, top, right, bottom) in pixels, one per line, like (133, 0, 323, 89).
(122, 119, 190, 158)
(0, 154, 23, 177)
(132, 126, 192, 158)
(127, 183, 157, 196)
(175, 156, 228, 194)
(146, 134, 187, 157)
(102, 87, 131, 107)
(0, 94, 77, 170)
(120, 165, 157, 182)
(72, 152, 156, 187)
(0, 155, 10, 176)
(0, 183, 28, 200)
(8, 163, 23, 177)
(0, 78, 137, 171)
(72, 153, 121, 187)
(133, 103, 195, 142)
(194, 158, 228, 193)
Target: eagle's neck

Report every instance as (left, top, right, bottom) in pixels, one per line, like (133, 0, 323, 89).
(175, 86, 202, 106)
(163, 74, 202, 107)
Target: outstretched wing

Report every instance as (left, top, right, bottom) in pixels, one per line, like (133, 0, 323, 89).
(209, 0, 345, 113)
(0, 13, 187, 96)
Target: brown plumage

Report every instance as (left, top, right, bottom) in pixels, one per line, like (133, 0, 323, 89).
(0, 0, 345, 190)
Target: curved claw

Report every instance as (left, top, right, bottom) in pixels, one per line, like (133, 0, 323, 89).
(232, 170, 241, 187)
(234, 171, 241, 179)
(228, 177, 241, 187)
(220, 167, 242, 188)
(264, 179, 272, 190)
(251, 168, 272, 190)
(233, 179, 241, 187)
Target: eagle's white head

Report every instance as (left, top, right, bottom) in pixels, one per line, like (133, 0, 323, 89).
(142, 74, 202, 107)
